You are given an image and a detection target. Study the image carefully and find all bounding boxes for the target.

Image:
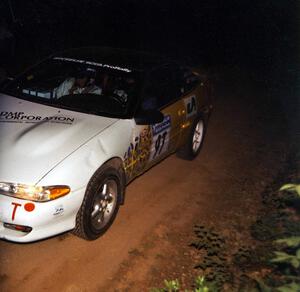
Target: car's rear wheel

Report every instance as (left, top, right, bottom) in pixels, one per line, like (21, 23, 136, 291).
(177, 115, 206, 160)
(73, 164, 123, 240)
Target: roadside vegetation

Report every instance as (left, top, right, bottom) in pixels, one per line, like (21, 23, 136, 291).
(153, 151, 299, 291)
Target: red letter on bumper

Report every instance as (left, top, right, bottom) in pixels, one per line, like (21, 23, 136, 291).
(11, 202, 22, 221)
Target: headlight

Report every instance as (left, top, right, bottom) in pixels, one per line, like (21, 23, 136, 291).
(0, 182, 70, 202)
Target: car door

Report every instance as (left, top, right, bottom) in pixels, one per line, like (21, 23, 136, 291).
(142, 65, 186, 166)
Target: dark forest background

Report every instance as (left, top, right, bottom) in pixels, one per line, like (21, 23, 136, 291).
(0, 0, 298, 127)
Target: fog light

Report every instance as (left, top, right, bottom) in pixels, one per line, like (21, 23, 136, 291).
(3, 223, 32, 233)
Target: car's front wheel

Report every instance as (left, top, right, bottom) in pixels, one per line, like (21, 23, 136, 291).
(73, 164, 123, 240)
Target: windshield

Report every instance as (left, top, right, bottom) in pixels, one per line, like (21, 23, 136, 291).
(2, 57, 141, 118)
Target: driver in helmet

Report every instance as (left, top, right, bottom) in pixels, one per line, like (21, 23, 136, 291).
(54, 67, 102, 98)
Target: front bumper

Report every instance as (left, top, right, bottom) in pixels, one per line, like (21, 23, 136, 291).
(0, 187, 84, 242)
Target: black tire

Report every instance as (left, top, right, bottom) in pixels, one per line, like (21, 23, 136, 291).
(73, 164, 123, 240)
(177, 115, 206, 160)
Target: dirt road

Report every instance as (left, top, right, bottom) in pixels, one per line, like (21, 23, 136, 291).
(0, 69, 287, 291)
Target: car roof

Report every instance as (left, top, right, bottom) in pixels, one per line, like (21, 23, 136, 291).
(53, 47, 170, 72)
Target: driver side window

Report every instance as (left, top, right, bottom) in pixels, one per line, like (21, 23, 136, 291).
(142, 65, 182, 110)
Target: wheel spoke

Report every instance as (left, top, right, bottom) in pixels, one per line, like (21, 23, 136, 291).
(91, 204, 101, 218)
(102, 183, 107, 195)
(90, 179, 118, 230)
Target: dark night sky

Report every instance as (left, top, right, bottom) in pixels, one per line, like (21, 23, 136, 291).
(0, 0, 298, 95)
(0, 0, 298, 140)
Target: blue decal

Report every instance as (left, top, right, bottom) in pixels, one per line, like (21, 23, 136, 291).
(152, 115, 171, 135)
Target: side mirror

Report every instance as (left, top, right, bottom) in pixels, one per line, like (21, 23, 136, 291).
(134, 109, 164, 125)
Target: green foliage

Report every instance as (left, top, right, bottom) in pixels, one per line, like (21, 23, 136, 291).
(276, 282, 300, 292)
(274, 185, 300, 270)
(271, 235, 300, 270)
(194, 276, 211, 292)
(271, 251, 300, 268)
(151, 276, 211, 292)
(279, 184, 300, 196)
(163, 279, 180, 291)
(151, 279, 180, 292)
(152, 182, 300, 292)
(276, 237, 300, 248)
(191, 225, 231, 290)
(258, 184, 300, 290)
(251, 183, 300, 242)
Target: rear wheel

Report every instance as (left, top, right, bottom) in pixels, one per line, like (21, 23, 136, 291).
(177, 116, 206, 160)
(73, 164, 123, 240)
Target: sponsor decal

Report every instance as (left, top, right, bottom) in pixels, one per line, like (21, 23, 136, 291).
(123, 116, 172, 179)
(53, 57, 132, 73)
(123, 126, 152, 180)
(11, 202, 21, 221)
(152, 115, 171, 136)
(0, 111, 74, 125)
(150, 115, 171, 161)
(53, 205, 64, 216)
(11, 202, 36, 220)
(184, 95, 197, 118)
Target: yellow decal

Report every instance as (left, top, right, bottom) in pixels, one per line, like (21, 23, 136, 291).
(123, 126, 152, 180)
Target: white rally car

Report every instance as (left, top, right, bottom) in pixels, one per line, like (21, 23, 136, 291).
(0, 47, 213, 242)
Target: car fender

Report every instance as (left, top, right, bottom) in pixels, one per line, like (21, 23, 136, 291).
(36, 119, 133, 206)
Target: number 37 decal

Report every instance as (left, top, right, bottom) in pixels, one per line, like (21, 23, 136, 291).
(150, 115, 171, 161)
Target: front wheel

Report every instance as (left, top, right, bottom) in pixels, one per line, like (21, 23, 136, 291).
(73, 165, 123, 240)
(177, 116, 206, 160)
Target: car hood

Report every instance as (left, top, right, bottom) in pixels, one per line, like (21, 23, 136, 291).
(0, 94, 118, 184)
